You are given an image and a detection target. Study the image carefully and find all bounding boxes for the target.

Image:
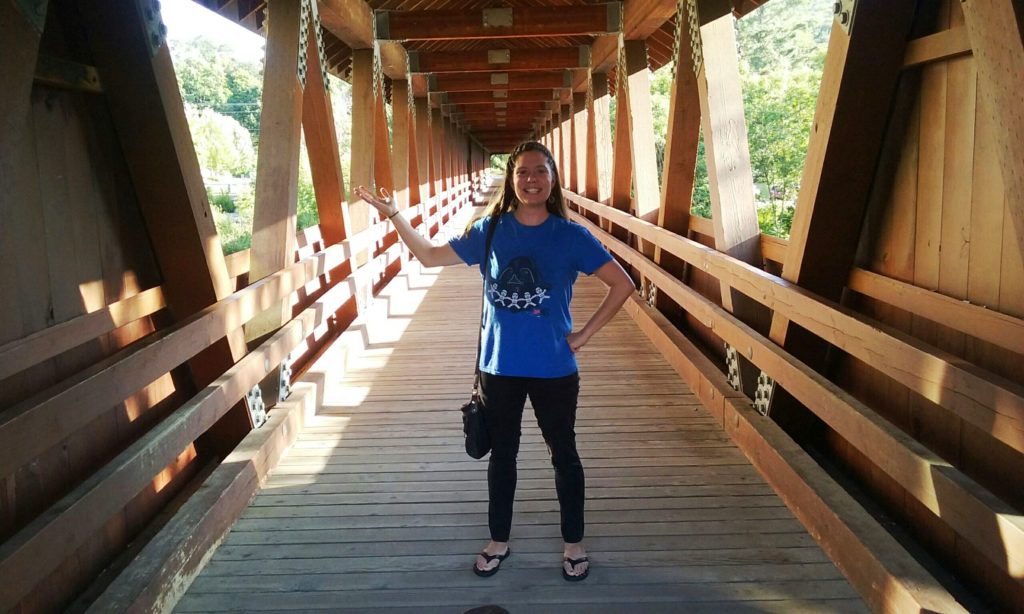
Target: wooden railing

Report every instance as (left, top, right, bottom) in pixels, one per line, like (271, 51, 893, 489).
(563, 189, 1023, 609)
(0, 177, 486, 611)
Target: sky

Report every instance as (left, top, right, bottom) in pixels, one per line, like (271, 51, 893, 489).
(161, 0, 265, 61)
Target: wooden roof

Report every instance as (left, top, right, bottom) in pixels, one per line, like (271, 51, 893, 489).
(197, 0, 767, 146)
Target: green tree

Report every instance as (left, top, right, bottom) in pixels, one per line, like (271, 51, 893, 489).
(171, 36, 263, 139)
(186, 105, 256, 176)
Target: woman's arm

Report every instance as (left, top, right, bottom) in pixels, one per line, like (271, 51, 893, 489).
(354, 185, 463, 267)
(566, 259, 635, 353)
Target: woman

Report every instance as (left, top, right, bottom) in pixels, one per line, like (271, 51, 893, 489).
(355, 141, 634, 582)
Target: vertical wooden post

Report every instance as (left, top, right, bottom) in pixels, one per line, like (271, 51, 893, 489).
(246, 0, 307, 406)
(961, 0, 1024, 257)
(349, 48, 374, 235)
(573, 92, 588, 195)
(391, 80, 411, 210)
(407, 95, 422, 208)
(414, 96, 432, 200)
(697, 12, 767, 396)
(610, 58, 633, 242)
(432, 107, 445, 199)
(372, 78, 394, 196)
(591, 72, 614, 203)
(560, 103, 573, 189)
(656, 7, 702, 319)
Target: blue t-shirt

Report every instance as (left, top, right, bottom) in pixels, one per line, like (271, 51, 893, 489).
(449, 213, 613, 378)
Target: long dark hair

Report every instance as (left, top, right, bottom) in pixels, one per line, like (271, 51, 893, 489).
(465, 141, 568, 233)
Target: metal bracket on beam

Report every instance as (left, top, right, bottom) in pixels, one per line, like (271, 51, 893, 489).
(754, 372, 775, 417)
(135, 0, 167, 57)
(374, 10, 390, 40)
(488, 49, 511, 64)
(15, 0, 48, 32)
(724, 344, 741, 392)
(833, 0, 857, 34)
(490, 73, 509, 85)
(407, 50, 420, 72)
(427, 74, 438, 91)
(279, 355, 293, 402)
(578, 45, 592, 68)
(492, 90, 508, 99)
(607, 2, 622, 33)
(246, 384, 268, 428)
(562, 70, 573, 88)
(482, 7, 513, 27)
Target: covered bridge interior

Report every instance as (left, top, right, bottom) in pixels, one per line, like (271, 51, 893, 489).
(1, 0, 1023, 611)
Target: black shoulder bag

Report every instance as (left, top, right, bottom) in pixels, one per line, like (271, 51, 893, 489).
(462, 216, 498, 459)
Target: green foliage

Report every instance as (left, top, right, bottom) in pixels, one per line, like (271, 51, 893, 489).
(209, 189, 236, 213)
(490, 154, 509, 171)
(648, 0, 830, 236)
(186, 105, 256, 176)
(172, 37, 264, 138)
(213, 187, 254, 255)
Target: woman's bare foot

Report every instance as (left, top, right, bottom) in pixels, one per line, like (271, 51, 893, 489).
(563, 542, 589, 581)
(474, 540, 510, 576)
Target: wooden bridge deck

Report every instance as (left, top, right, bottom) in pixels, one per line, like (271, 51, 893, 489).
(174, 254, 866, 612)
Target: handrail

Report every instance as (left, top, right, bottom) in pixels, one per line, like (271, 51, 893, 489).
(564, 190, 1024, 456)
(0, 286, 167, 381)
(0, 180, 482, 610)
(0, 182, 478, 477)
(565, 193, 1024, 578)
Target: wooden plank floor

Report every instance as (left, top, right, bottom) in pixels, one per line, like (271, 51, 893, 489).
(176, 243, 867, 612)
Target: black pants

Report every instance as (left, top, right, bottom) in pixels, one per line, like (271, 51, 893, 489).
(479, 371, 584, 543)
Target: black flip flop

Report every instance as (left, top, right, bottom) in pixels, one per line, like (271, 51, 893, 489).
(473, 548, 511, 577)
(562, 556, 590, 582)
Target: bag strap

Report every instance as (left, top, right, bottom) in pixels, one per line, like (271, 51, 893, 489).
(472, 215, 499, 397)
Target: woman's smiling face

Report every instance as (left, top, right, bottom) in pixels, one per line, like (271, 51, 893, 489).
(512, 150, 553, 206)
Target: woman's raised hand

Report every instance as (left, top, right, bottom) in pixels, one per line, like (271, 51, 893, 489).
(354, 185, 398, 219)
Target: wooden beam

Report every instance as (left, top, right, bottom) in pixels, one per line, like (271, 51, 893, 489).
(903, 26, 972, 68)
(610, 55, 632, 241)
(766, 3, 916, 424)
(245, 0, 304, 391)
(372, 78, 394, 195)
(348, 49, 374, 235)
(568, 200, 1024, 582)
(87, 383, 318, 613)
(0, 271, 358, 612)
(301, 25, 349, 248)
(848, 268, 1024, 356)
(407, 93, 422, 208)
(432, 71, 570, 92)
(565, 191, 1024, 458)
(391, 80, 411, 209)
(656, 14, 701, 320)
(960, 0, 1024, 259)
(586, 72, 612, 203)
(81, 0, 249, 443)
(409, 46, 588, 73)
(414, 97, 432, 200)
(376, 4, 621, 41)
(0, 287, 166, 382)
(450, 101, 549, 114)
(432, 108, 446, 198)
(572, 0, 677, 91)
(318, 0, 406, 78)
(442, 89, 559, 105)
(697, 12, 767, 396)
(622, 40, 660, 226)
(572, 92, 588, 194)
